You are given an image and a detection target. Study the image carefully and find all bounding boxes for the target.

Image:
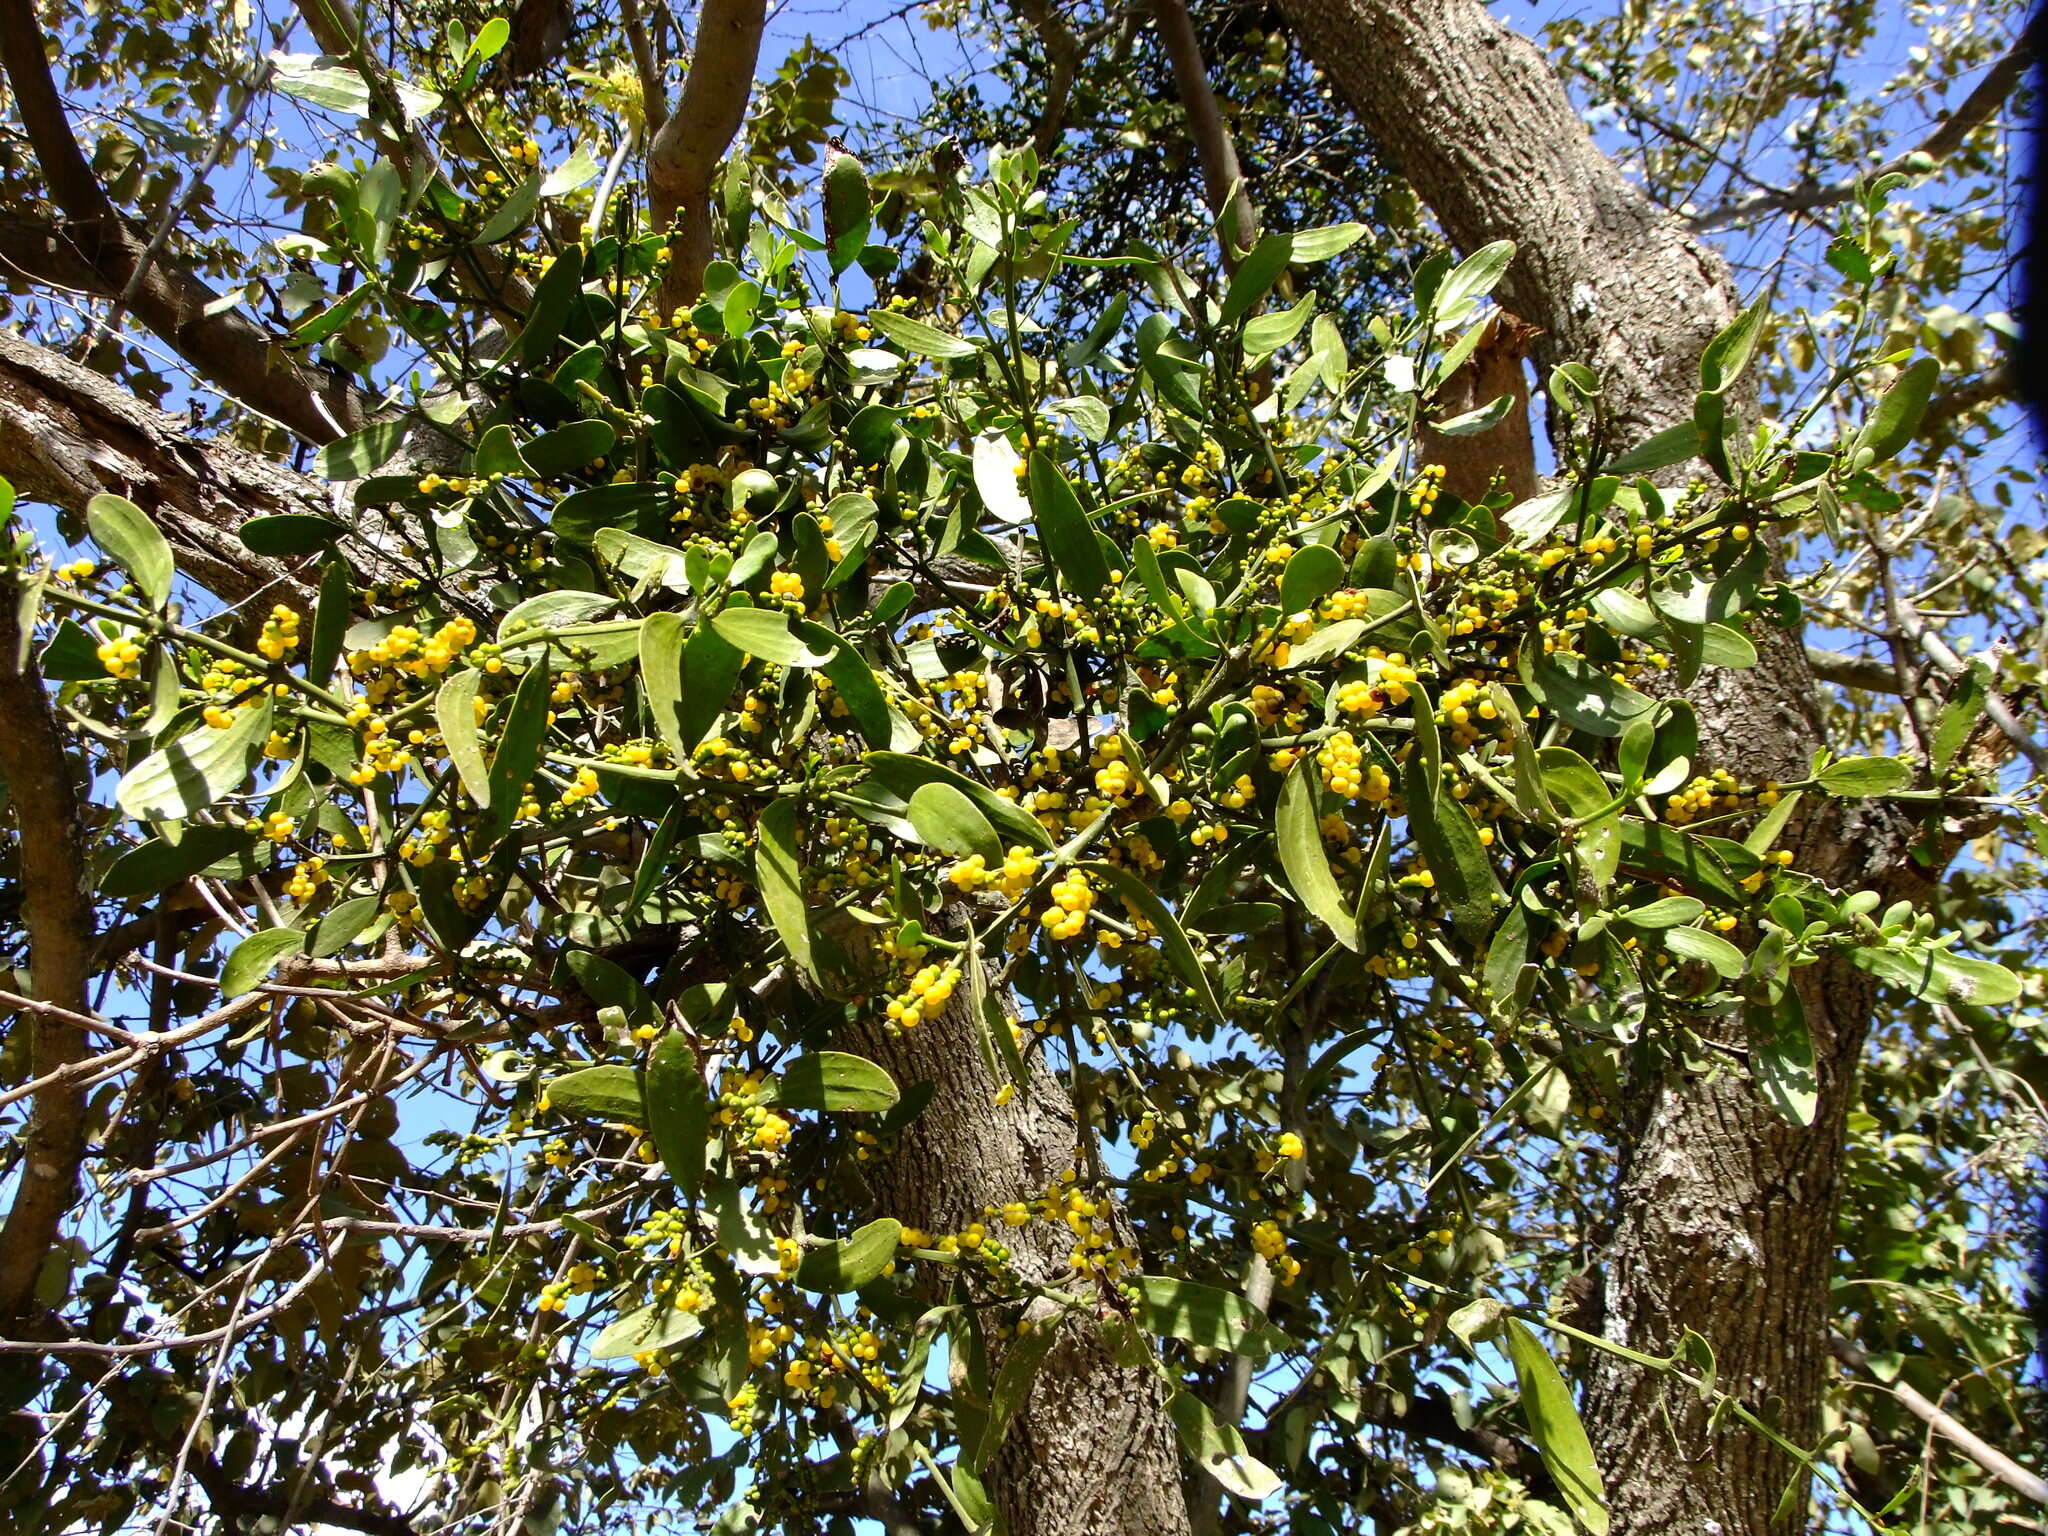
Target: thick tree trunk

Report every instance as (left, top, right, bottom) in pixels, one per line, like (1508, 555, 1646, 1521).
(1274, 1, 1913, 1530)
(848, 980, 1191, 1536)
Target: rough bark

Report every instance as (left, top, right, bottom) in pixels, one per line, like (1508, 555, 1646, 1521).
(0, 569, 95, 1330)
(847, 974, 1191, 1536)
(1278, 0, 1735, 453)
(0, 330, 324, 606)
(1274, 1, 1915, 1531)
(0, 0, 370, 443)
(646, 0, 766, 311)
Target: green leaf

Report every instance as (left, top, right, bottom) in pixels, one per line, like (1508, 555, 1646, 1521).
(102, 825, 257, 898)
(468, 16, 510, 60)
(1847, 943, 2021, 1007)
(116, 698, 274, 821)
(1527, 652, 1655, 738)
(1700, 622, 1757, 669)
(1663, 923, 1745, 979)
(309, 894, 380, 958)
(797, 1218, 901, 1292)
(756, 797, 815, 978)
(972, 433, 1030, 524)
(1748, 987, 1817, 1126)
(596, 528, 690, 589)
(680, 622, 744, 751)
(1136, 1277, 1292, 1358)
(540, 143, 601, 197)
(290, 285, 371, 347)
(1167, 1391, 1282, 1502)
(1404, 754, 1503, 944)
(307, 557, 351, 686)
(1618, 821, 1757, 908)
(511, 242, 583, 366)
(1606, 421, 1701, 476)
(545, 1063, 644, 1121)
(563, 949, 652, 1019)
(1699, 290, 1770, 392)
(646, 1032, 710, 1199)
(221, 927, 305, 999)
(1027, 452, 1111, 599)
(476, 172, 541, 244)
(772, 1051, 899, 1113)
(1279, 542, 1344, 614)
(1814, 756, 1914, 797)
(1276, 759, 1359, 950)
(435, 670, 491, 806)
(87, 494, 174, 608)
(1220, 232, 1295, 325)
(1086, 863, 1225, 1024)
(498, 590, 617, 648)
(1503, 1320, 1609, 1536)
(1285, 618, 1366, 670)
(1852, 357, 1939, 467)
(314, 417, 408, 481)
(1433, 239, 1515, 320)
(483, 661, 551, 837)
(1931, 665, 1988, 772)
(472, 424, 527, 478)
(640, 612, 691, 761)
(1652, 549, 1766, 626)
(823, 148, 872, 275)
(1243, 292, 1315, 359)
(1485, 904, 1531, 1016)
(867, 308, 977, 360)
(523, 419, 617, 476)
(272, 57, 373, 116)
(1428, 393, 1515, 436)
(589, 1300, 703, 1361)
(803, 622, 894, 748)
(1536, 747, 1620, 890)
(1590, 588, 1660, 640)
(975, 1321, 1058, 1470)
(709, 607, 835, 667)
(1619, 896, 1705, 930)
(1064, 291, 1130, 371)
(864, 752, 1055, 851)
(237, 513, 345, 557)
(908, 782, 1003, 864)
(1287, 222, 1366, 262)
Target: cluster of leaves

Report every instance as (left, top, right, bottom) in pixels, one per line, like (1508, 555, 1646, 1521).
(6, 111, 2029, 1535)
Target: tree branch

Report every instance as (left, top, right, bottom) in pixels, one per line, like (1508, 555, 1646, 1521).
(1687, 21, 2038, 233)
(1805, 645, 1904, 694)
(620, 0, 669, 135)
(1151, 0, 1259, 264)
(1832, 1335, 2048, 1505)
(0, 0, 370, 442)
(646, 0, 766, 310)
(0, 330, 324, 605)
(0, 554, 96, 1330)
(1015, 0, 1083, 157)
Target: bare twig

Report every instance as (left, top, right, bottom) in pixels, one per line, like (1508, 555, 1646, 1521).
(1689, 22, 2037, 232)
(1832, 1335, 2048, 1504)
